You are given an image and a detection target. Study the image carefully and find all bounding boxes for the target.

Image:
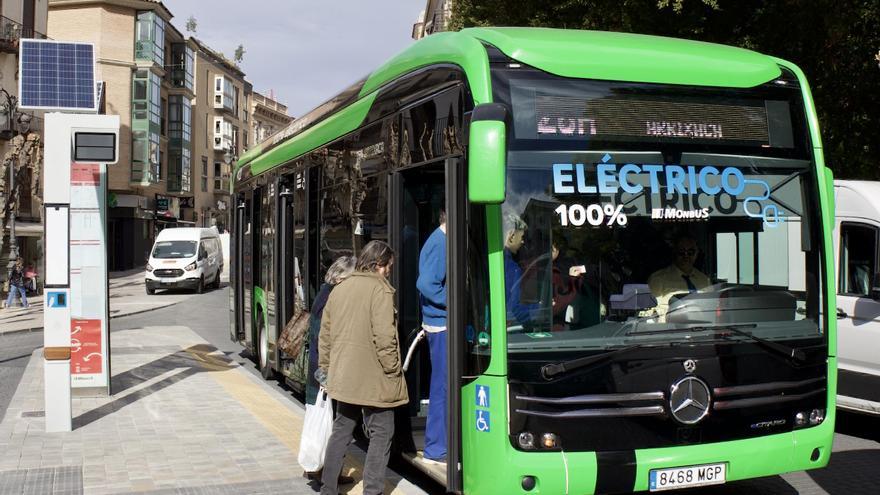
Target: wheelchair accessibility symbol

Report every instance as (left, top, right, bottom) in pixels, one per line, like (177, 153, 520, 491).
(476, 410, 490, 432)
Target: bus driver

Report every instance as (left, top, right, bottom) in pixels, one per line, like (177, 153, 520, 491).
(647, 234, 710, 319)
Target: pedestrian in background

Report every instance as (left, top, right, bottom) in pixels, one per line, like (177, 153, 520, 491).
(5, 257, 29, 309)
(318, 240, 408, 495)
(416, 209, 448, 465)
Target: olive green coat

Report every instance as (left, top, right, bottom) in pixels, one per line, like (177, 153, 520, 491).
(318, 271, 408, 408)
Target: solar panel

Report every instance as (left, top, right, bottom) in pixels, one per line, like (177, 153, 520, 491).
(18, 39, 97, 112)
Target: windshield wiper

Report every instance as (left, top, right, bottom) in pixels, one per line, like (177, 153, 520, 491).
(688, 324, 807, 364)
(541, 344, 647, 380)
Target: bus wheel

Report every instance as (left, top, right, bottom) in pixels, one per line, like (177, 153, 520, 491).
(196, 276, 204, 294)
(258, 316, 274, 380)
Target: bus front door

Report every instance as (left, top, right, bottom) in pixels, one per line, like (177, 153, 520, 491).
(392, 157, 465, 492)
(233, 193, 247, 341)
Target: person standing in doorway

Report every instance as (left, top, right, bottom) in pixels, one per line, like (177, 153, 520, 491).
(5, 257, 29, 309)
(319, 241, 408, 495)
(416, 208, 447, 465)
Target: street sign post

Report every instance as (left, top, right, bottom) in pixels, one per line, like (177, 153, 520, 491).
(43, 113, 118, 432)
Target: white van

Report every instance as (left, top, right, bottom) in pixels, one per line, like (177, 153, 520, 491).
(145, 227, 223, 295)
(833, 180, 880, 415)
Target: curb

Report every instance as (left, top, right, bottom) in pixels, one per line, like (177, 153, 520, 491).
(0, 300, 183, 338)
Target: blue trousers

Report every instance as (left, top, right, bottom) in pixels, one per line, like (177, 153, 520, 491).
(424, 330, 447, 460)
(5, 284, 27, 308)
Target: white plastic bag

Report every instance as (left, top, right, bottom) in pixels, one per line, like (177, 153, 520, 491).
(297, 387, 334, 472)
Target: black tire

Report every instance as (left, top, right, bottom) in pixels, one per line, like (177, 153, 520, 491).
(258, 316, 275, 380)
(196, 276, 204, 294)
(212, 270, 221, 289)
(146, 286, 155, 295)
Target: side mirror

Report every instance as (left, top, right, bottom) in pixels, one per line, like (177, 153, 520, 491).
(468, 103, 507, 204)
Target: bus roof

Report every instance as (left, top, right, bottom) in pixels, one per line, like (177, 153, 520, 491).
(236, 28, 784, 177)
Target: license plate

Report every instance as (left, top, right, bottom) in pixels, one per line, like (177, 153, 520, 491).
(649, 463, 726, 491)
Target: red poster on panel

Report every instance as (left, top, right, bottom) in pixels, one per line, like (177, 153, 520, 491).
(70, 163, 100, 185)
(71, 319, 103, 375)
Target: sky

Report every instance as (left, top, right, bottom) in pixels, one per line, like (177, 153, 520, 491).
(163, 0, 422, 117)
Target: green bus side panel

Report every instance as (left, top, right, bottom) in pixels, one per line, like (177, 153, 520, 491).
(461, 375, 593, 495)
(248, 95, 377, 177)
(359, 31, 493, 105)
(465, 27, 782, 88)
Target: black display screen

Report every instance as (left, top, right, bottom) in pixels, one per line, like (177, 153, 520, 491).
(509, 79, 796, 149)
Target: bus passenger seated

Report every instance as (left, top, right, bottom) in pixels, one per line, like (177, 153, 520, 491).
(648, 234, 710, 319)
(503, 214, 540, 327)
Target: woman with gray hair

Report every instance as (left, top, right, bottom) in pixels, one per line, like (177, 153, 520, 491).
(303, 255, 357, 485)
(305, 255, 356, 406)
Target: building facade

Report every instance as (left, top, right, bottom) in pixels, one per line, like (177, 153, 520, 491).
(251, 90, 292, 146)
(46, 0, 286, 270)
(0, 0, 48, 292)
(412, 0, 452, 40)
(190, 38, 249, 231)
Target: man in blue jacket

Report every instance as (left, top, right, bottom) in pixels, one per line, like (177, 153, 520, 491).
(416, 209, 447, 465)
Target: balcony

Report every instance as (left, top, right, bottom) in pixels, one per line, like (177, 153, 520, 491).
(0, 15, 47, 54)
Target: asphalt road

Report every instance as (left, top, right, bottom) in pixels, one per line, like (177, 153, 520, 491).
(0, 330, 43, 422)
(3, 285, 879, 494)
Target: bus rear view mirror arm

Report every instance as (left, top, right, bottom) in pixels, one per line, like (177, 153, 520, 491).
(468, 103, 508, 204)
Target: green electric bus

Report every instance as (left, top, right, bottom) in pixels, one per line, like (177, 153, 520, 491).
(230, 28, 836, 494)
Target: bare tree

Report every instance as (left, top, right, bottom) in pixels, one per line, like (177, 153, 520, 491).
(185, 15, 197, 34)
(0, 132, 43, 274)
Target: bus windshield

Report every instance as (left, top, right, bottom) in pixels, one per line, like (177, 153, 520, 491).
(492, 67, 824, 376)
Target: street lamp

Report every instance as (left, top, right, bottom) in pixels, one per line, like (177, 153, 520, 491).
(1, 87, 20, 289)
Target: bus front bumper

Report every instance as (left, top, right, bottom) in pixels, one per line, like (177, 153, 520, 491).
(465, 420, 833, 494)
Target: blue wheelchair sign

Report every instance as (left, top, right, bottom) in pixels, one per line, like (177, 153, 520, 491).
(476, 410, 490, 432)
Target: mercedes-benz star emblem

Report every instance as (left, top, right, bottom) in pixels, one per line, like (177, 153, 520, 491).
(669, 376, 711, 424)
(683, 359, 697, 373)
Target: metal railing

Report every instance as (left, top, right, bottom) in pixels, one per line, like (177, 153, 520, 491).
(0, 15, 47, 52)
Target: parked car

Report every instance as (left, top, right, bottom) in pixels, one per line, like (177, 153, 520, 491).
(833, 180, 880, 415)
(145, 227, 223, 295)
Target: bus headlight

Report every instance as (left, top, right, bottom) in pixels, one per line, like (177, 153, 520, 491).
(809, 409, 825, 425)
(517, 432, 535, 450)
(184, 262, 196, 271)
(145, 263, 153, 272)
(794, 411, 808, 427)
(541, 433, 558, 449)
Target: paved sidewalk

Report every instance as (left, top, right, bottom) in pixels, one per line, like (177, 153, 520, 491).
(0, 268, 218, 335)
(0, 324, 425, 494)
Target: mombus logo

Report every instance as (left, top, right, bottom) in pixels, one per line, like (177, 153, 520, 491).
(551, 154, 784, 227)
